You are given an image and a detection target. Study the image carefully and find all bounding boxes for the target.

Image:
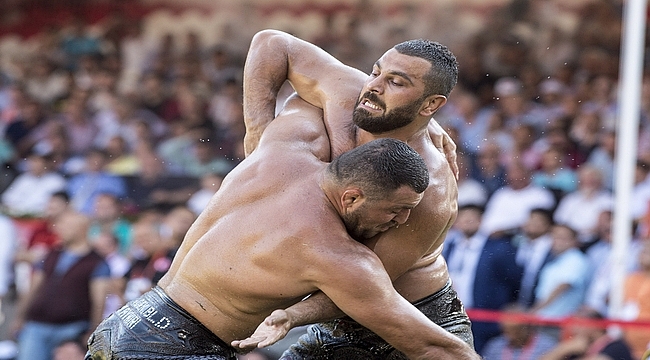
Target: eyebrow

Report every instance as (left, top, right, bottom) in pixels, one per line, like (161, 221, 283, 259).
(374, 61, 415, 86)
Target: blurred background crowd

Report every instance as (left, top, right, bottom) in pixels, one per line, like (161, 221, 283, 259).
(0, 0, 649, 359)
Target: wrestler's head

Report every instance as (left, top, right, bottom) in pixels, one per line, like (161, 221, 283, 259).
(353, 39, 458, 134)
(341, 184, 422, 239)
(326, 138, 429, 239)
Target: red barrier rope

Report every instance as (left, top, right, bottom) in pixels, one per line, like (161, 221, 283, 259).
(466, 309, 650, 330)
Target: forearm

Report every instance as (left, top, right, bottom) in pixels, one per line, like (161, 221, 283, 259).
(284, 291, 344, 328)
(243, 30, 291, 156)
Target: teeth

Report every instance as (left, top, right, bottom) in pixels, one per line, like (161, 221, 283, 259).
(364, 100, 380, 110)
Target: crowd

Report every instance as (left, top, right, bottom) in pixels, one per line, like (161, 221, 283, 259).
(0, 0, 649, 359)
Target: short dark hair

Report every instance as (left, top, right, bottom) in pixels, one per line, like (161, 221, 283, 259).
(553, 223, 578, 239)
(530, 208, 554, 225)
(393, 39, 458, 98)
(327, 138, 429, 198)
(458, 204, 485, 215)
(51, 190, 70, 203)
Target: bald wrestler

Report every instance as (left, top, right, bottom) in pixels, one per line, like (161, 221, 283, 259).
(233, 30, 476, 359)
(85, 94, 476, 359)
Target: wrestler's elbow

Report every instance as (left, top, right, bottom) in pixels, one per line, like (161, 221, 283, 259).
(250, 30, 291, 53)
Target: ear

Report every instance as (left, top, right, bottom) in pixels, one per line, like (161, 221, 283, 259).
(341, 188, 366, 214)
(419, 95, 447, 117)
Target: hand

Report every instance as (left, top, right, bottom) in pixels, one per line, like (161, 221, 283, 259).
(231, 309, 292, 350)
(427, 119, 459, 180)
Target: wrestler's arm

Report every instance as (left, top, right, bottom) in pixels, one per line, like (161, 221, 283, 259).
(233, 216, 454, 350)
(243, 29, 365, 157)
(307, 245, 476, 359)
(236, 241, 476, 358)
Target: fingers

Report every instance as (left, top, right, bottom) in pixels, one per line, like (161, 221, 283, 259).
(442, 134, 459, 180)
(231, 337, 263, 349)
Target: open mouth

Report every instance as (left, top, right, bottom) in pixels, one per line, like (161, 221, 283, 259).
(359, 99, 383, 112)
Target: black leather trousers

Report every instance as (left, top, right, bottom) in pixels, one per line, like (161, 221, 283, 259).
(86, 286, 237, 360)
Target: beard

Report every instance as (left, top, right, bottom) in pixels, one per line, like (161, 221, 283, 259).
(342, 203, 396, 241)
(352, 92, 424, 133)
(342, 209, 366, 240)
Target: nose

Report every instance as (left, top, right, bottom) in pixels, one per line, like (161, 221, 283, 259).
(393, 209, 411, 225)
(367, 75, 384, 94)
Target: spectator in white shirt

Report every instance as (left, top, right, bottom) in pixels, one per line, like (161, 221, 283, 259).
(480, 160, 556, 236)
(553, 164, 613, 244)
(1, 151, 66, 216)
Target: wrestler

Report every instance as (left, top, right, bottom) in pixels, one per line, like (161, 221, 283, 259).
(233, 29, 475, 359)
(85, 94, 477, 359)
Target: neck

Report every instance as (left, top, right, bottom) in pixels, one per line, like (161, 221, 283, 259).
(66, 240, 91, 254)
(319, 173, 345, 217)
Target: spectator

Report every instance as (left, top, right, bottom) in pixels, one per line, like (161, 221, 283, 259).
(532, 224, 590, 321)
(187, 171, 223, 216)
(88, 192, 132, 255)
(456, 152, 488, 208)
(202, 45, 242, 91)
(122, 219, 174, 302)
(3, 97, 46, 158)
(481, 303, 558, 359)
(586, 129, 616, 191)
(1, 151, 66, 217)
(569, 107, 603, 160)
(24, 57, 70, 106)
(553, 165, 613, 244)
(158, 205, 196, 251)
(104, 135, 140, 176)
(56, 97, 98, 157)
(443, 204, 522, 353)
(514, 208, 555, 308)
(12, 191, 70, 297)
(539, 307, 633, 360)
(67, 147, 127, 215)
(11, 211, 110, 360)
(480, 160, 556, 236)
(632, 160, 650, 223)
(531, 147, 578, 200)
(491, 77, 545, 131)
(158, 125, 234, 177)
(503, 123, 542, 171)
(0, 213, 17, 315)
(470, 141, 508, 199)
(93, 94, 167, 151)
(124, 150, 199, 213)
(136, 72, 173, 121)
(623, 239, 650, 359)
(59, 18, 102, 70)
(439, 90, 492, 155)
(90, 231, 130, 319)
(584, 210, 641, 316)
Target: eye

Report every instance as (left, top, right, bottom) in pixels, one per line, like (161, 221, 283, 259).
(389, 79, 403, 86)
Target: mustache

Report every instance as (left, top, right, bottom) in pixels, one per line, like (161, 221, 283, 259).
(359, 92, 386, 109)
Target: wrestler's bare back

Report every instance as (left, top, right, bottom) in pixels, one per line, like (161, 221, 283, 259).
(158, 98, 386, 343)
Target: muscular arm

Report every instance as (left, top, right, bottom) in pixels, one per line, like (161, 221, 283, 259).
(307, 245, 475, 359)
(243, 29, 364, 157)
